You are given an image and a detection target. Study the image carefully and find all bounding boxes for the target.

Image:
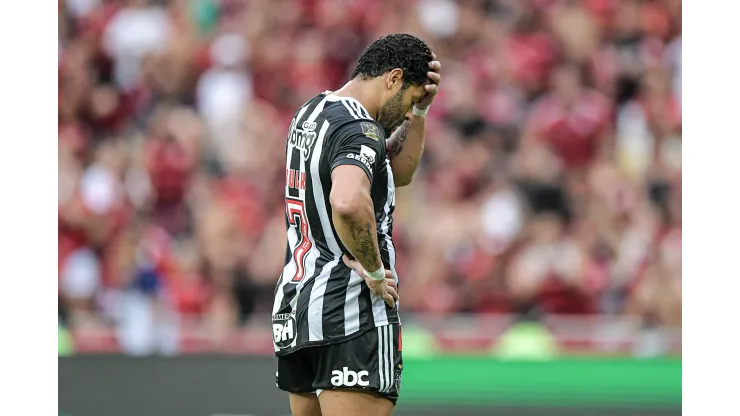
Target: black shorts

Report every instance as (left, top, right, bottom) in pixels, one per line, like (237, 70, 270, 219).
(276, 324, 403, 405)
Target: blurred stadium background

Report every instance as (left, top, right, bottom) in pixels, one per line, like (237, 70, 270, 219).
(57, 0, 681, 415)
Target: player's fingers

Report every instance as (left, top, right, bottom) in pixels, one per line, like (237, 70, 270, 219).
(384, 269, 394, 280)
(431, 51, 437, 60)
(427, 71, 441, 84)
(385, 276, 397, 289)
(425, 84, 438, 93)
(342, 254, 356, 267)
(386, 286, 399, 302)
(342, 255, 361, 273)
(429, 60, 441, 72)
(383, 292, 396, 309)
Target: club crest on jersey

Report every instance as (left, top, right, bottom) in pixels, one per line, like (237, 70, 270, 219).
(360, 122, 380, 141)
(288, 119, 318, 161)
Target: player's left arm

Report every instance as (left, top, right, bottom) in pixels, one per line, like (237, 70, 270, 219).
(386, 57, 441, 187)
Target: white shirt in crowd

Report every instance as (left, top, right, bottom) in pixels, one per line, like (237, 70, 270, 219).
(102, 5, 172, 91)
(196, 33, 253, 159)
(480, 187, 524, 254)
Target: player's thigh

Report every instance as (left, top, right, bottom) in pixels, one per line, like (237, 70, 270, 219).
(289, 392, 323, 416)
(318, 388, 394, 416)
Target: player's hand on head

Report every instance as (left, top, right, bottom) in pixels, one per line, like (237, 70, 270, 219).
(342, 255, 399, 308)
(415, 52, 442, 111)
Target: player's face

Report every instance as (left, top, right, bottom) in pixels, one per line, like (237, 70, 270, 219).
(377, 83, 425, 136)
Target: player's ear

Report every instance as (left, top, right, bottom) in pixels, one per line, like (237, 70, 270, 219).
(386, 69, 404, 91)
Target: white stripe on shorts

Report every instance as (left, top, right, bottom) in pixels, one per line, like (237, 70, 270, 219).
(376, 325, 394, 393)
(377, 326, 386, 393)
(385, 325, 393, 393)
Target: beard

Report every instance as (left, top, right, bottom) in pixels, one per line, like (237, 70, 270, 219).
(376, 88, 407, 136)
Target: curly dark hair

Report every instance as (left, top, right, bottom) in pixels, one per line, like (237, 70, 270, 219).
(350, 34, 433, 88)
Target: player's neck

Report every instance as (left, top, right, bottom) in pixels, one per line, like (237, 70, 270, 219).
(331, 80, 381, 120)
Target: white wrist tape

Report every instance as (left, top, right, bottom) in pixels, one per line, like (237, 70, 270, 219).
(365, 266, 386, 281)
(412, 105, 429, 117)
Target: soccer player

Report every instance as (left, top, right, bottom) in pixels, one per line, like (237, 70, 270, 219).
(272, 34, 441, 416)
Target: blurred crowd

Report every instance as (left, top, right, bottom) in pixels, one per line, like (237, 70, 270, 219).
(58, 0, 682, 344)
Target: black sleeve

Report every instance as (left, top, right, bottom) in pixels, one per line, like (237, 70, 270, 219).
(328, 120, 386, 184)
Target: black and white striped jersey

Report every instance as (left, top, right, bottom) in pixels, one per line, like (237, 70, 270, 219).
(272, 91, 399, 356)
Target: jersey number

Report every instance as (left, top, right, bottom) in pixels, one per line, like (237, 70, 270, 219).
(286, 198, 311, 283)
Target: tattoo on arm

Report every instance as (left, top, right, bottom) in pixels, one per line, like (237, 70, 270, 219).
(348, 222, 379, 268)
(387, 121, 410, 157)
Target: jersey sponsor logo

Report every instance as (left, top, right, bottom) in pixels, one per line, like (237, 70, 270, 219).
(346, 144, 377, 172)
(360, 122, 380, 141)
(346, 153, 372, 171)
(272, 312, 297, 349)
(330, 367, 370, 387)
(360, 145, 376, 164)
(288, 119, 318, 161)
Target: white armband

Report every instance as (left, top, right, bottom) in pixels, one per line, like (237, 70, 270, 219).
(365, 266, 386, 281)
(412, 105, 429, 118)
